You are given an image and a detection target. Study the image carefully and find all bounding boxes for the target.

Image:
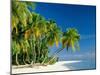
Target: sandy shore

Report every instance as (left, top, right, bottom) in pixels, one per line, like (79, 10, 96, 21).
(12, 60, 81, 74)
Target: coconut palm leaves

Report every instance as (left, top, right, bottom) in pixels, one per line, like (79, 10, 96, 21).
(12, 0, 34, 32)
(62, 28, 80, 52)
(47, 20, 62, 47)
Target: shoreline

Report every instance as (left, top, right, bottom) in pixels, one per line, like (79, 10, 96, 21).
(12, 60, 81, 74)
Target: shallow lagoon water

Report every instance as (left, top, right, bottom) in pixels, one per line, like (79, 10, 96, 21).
(59, 57, 96, 70)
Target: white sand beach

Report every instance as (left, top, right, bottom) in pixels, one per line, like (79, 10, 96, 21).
(12, 60, 81, 74)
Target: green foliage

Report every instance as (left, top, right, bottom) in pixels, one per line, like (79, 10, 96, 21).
(12, 0, 61, 65)
(62, 28, 80, 52)
(12, 41, 21, 55)
(12, 0, 80, 66)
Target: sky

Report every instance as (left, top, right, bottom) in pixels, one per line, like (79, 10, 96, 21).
(32, 2, 96, 60)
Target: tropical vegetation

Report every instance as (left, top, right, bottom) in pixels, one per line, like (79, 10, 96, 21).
(12, 0, 80, 66)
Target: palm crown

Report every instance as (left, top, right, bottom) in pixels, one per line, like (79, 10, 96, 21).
(62, 28, 80, 51)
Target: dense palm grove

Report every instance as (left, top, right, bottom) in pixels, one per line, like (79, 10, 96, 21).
(12, 0, 80, 66)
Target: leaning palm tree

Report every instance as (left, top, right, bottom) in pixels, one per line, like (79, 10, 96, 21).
(48, 28, 80, 64)
(62, 28, 80, 51)
(41, 20, 62, 64)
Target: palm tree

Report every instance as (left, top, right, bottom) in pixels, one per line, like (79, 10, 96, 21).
(12, 0, 34, 31)
(41, 20, 62, 64)
(62, 28, 80, 51)
(12, 0, 35, 65)
(48, 28, 80, 64)
(46, 20, 62, 47)
(29, 13, 48, 64)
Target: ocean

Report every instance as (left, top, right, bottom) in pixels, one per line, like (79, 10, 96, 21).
(49, 43, 96, 70)
(59, 57, 96, 70)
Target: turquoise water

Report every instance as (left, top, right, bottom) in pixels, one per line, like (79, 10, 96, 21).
(59, 57, 96, 70)
(68, 59, 95, 70)
(49, 45, 96, 70)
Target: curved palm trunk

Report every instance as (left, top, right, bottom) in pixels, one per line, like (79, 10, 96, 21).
(23, 54, 26, 65)
(32, 41, 36, 64)
(41, 50, 48, 64)
(26, 52, 30, 64)
(41, 37, 48, 64)
(37, 39, 40, 62)
(31, 36, 36, 65)
(30, 47, 36, 65)
(47, 47, 64, 64)
(16, 53, 19, 65)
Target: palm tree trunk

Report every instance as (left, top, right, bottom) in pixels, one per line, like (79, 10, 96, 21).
(31, 37, 36, 64)
(41, 50, 48, 64)
(26, 52, 30, 64)
(52, 47, 64, 56)
(31, 49, 36, 64)
(16, 53, 19, 65)
(23, 54, 26, 65)
(37, 39, 40, 62)
(47, 47, 64, 64)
